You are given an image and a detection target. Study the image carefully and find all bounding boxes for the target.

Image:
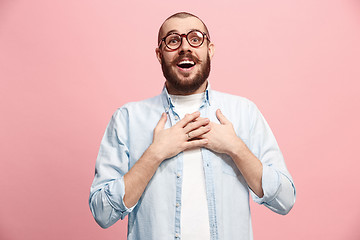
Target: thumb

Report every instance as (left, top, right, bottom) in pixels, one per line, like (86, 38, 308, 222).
(216, 109, 229, 125)
(155, 112, 167, 132)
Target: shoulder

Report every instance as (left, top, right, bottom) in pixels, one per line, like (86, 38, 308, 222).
(110, 94, 164, 124)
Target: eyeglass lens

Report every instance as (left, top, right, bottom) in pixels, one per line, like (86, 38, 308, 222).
(165, 31, 204, 49)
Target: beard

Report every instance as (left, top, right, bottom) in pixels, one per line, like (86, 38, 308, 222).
(161, 53, 211, 94)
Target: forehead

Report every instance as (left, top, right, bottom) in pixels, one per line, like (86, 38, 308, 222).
(161, 17, 206, 37)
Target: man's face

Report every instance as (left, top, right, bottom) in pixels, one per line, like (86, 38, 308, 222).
(156, 17, 215, 94)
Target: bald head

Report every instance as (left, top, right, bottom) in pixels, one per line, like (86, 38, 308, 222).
(157, 12, 211, 45)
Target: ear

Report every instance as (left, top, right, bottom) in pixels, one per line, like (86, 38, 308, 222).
(208, 42, 215, 60)
(155, 48, 162, 64)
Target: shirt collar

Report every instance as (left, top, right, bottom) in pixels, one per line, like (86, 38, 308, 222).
(161, 82, 212, 113)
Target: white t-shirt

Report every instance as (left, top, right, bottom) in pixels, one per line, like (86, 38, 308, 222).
(169, 93, 210, 240)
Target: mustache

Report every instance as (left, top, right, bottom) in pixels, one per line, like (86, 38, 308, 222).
(170, 53, 202, 65)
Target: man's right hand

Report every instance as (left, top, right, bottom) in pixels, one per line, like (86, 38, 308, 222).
(150, 111, 210, 162)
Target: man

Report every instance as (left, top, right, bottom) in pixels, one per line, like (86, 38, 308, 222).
(89, 12, 296, 240)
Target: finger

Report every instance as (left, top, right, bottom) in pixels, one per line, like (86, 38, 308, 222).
(193, 116, 207, 122)
(183, 117, 209, 133)
(154, 112, 167, 132)
(216, 109, 230, 125)
(187, 125, 211, 139)
(184, 138, 208, 150)
(177, 111, 200, 128)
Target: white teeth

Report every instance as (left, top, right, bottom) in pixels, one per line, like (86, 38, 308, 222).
(179, 60, 195, 65)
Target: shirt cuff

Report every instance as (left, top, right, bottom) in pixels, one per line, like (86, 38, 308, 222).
(252, 164, 281, 204)
(104, 176, 137, 218)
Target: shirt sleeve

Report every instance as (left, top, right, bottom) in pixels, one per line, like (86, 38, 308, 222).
(247, 101, 296, 215)
(89, 108, 137, 228)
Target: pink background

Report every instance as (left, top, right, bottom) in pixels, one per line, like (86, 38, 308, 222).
(1, 0, 360, 239)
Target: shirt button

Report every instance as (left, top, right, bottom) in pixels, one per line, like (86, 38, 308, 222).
(174, 115, 179, 120)
(177, 173, 181, 178)
(176, 202, 180, 207)
(175, 233, 180, 238)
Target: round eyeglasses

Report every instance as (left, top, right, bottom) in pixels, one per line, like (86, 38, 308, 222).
(159, 30, 210, 50)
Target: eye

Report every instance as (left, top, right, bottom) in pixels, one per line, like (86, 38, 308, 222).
(190, 37, 200, 43)
(167, 36, 180, 45)
(188, 31, 204, 46)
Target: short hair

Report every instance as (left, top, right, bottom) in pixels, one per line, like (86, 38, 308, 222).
(157, 12, 211, 45)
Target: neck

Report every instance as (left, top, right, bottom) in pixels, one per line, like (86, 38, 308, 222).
(165, 80, 208, 96)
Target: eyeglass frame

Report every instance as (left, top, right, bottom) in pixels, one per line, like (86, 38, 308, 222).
(158, 30, 210, 50)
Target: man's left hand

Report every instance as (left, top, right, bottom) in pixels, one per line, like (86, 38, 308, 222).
(201, 109, 246, 156)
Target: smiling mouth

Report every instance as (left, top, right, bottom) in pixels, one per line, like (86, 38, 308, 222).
(177, 60, 196, 69)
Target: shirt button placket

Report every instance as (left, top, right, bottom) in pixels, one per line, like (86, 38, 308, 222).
(175, 171, 182, 239)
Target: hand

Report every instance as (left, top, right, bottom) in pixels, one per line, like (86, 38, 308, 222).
(202, 109, 246, 156)
(150, 111, 210, 162)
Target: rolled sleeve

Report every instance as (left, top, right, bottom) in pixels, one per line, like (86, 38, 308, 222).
(104, 176, 137, 216)
(89, 108, 137, 228)
(252, 164, 281, 204)
(248, 101, 296, 214)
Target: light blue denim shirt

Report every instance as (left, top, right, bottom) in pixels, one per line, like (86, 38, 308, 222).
(89, 84, 296, 240)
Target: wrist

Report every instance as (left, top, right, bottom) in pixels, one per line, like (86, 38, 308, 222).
(227, 137, 248, 160)
(147, 143, 165, 164)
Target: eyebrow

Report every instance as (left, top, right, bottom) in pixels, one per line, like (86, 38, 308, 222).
(163, 28, 202, 38)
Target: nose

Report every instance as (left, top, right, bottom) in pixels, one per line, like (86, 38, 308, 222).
(178, 35, 192, 53)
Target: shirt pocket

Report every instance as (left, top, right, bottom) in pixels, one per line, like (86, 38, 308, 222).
(221, 154, 240, 177)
